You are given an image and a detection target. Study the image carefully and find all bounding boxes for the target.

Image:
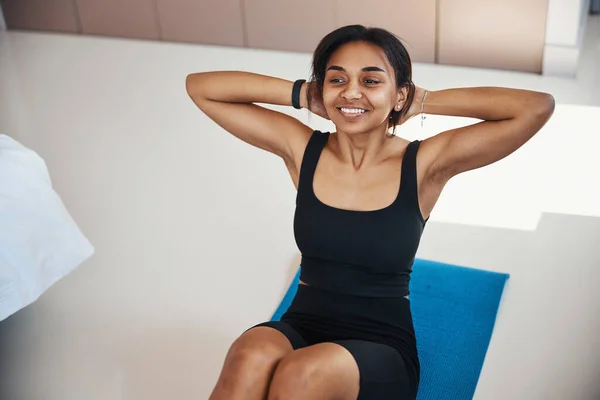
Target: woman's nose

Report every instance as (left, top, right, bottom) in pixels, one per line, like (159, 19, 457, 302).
(341, 81, 363, 100)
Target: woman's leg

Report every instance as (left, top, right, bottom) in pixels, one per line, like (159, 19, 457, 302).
(336, 340, 418, 400)
(267, 340, 416, 400)
(209, 322, 306, 400)
(267, 342, 360, 400)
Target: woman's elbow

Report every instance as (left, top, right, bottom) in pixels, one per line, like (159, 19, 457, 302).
(524, 92, 555, 134)
(185, 73, 200, 97)
(535, 92, 556, 118)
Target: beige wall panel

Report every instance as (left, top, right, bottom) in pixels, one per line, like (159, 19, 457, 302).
(335, 0, 436, 63)
(156, 0, 244, 46)
(2, 0, 79, 33)
(243, 0, 337, 53)
(437, 0, 548, 73)
(76, 0, 160, 40)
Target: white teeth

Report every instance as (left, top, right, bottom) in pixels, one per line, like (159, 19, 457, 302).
(340, 108, 366, 114)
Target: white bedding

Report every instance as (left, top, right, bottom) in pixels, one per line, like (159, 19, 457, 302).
(0, 134, 94, 321)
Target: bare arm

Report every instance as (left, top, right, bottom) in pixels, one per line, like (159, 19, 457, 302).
(185, 71, 312, 160)
(410, 86, 555, 181)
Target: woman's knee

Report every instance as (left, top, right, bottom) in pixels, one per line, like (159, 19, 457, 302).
(268, 344, 360, 400)
(224, 327, 294, 371)
(277, 351, 316, 379)
(268, 354, 316, 399)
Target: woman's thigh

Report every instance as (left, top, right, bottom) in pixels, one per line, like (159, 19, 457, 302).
(220, 322, 299, 375)
(209, 322, 302, 399)
(268, 341, 360, 400)
(333, 340, 418, 400)
(248, 321, 309, 350)
(268, 339, 416, 400)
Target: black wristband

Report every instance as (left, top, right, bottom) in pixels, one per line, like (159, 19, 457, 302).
(292, 79, 306, 109)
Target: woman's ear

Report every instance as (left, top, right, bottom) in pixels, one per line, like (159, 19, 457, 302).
(396, 86, 409, 109)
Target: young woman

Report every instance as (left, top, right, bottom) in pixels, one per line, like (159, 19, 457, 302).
(186, 25, 554, 400)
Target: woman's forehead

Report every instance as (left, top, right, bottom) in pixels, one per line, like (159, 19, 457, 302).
(326, 42, 391, 72)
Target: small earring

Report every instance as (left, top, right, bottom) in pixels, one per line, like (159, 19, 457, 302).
(395, 105, 401, 111)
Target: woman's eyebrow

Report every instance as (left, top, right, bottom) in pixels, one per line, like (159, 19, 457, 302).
(327, 65, 386, 72)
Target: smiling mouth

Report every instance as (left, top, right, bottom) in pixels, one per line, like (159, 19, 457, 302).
(337, 107, 368, 118)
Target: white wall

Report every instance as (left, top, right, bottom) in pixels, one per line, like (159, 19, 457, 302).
(0, 27, 599, 400)
(543, 0, 591, 76)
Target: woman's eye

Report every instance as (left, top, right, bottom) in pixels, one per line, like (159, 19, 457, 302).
(328, 78, 379, 84)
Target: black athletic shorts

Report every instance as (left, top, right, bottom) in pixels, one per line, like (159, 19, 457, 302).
(248, 284, 420, 399)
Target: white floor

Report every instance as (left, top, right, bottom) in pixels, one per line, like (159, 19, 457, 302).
(1, 15, 599, 400)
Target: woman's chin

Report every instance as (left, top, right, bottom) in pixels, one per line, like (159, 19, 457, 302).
(332, 118, 389, 136)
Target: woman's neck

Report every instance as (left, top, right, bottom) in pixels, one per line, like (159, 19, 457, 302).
(331, 126, 397, 170)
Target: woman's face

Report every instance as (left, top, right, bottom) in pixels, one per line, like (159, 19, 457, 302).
(322, 41, 405, 136)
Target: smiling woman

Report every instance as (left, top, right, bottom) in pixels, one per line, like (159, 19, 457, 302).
(186, 24, 554, 400)
(307, 27, 416, 137)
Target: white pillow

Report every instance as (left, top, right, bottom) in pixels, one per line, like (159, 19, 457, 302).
(0, 134, 94, 321)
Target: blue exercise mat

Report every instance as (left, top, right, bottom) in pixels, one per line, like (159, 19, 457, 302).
(271, 259, 509, 400)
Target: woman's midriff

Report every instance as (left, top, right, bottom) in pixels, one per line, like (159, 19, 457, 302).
(299, 280, 409, 299)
